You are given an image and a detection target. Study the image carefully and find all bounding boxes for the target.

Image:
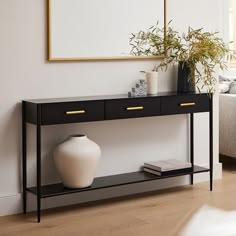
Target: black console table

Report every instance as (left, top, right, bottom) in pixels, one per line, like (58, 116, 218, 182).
(22, 92, 213, 222)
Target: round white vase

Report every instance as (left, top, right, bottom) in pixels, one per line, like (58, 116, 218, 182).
(54, 135, 101, 188)
(145, 71, 158, 95)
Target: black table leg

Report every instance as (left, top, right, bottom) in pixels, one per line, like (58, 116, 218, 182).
(22, 101, 27, 214)
(190, 113, 194, 185)
(37, 105, 42, 222)
(209, 96, 213, 191)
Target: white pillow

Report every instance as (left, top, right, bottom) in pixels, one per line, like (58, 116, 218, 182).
(219, 83, 230, 93)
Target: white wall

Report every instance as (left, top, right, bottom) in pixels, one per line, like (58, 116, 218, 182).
(0, 0, 222, 216)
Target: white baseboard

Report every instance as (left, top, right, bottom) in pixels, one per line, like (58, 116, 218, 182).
(0, 194, 22, 216)
(0, 162, 222, 217)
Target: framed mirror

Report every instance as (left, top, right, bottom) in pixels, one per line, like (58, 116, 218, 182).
(48, 0, 167, 61)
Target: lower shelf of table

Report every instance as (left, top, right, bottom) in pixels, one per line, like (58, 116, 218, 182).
(27, 165, 209, 198)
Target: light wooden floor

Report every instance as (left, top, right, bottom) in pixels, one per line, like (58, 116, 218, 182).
(1, 161, 236, 236)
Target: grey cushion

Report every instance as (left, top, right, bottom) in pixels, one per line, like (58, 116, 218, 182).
(219, 75, 231, 82)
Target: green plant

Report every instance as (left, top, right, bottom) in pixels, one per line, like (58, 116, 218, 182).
(130, 22, 235, 93)
(129, 22, 166, 57)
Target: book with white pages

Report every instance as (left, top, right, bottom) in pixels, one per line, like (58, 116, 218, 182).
(144, 159, 192, 172)
(143, 167, 193, 176)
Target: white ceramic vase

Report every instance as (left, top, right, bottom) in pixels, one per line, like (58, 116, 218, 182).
(54, 135, 101, 188)
(145, 71, 158, 95)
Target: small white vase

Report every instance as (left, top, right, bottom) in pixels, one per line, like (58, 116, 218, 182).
(145, 71, 158, 95)
(54, 135, 101, 188)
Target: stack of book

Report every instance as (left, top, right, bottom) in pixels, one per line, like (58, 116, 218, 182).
(143, 159, 192, 176)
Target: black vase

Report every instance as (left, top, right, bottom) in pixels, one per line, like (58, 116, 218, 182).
(177, 62, 195, 93)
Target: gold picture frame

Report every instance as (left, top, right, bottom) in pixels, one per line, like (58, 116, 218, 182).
(47, 0, 167, 61)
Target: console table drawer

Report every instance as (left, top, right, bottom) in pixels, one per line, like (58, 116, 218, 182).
(105, 98, 161, 120)
(161, 94, 210, 115)
(41, 101, 104, 125)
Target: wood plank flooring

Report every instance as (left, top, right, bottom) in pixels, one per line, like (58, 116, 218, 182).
(0, 161, 236, 236)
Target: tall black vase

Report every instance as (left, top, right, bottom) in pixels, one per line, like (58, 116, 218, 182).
(177, 62, 195, 93)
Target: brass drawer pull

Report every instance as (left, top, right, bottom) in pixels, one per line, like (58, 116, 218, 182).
(180, 103, 196, 107)
(66, 110, 86, 115)
(126, 106, 144, 111)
